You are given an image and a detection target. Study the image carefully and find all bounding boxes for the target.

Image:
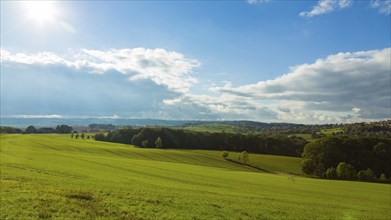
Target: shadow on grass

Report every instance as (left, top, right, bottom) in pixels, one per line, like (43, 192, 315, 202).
(225, 158, 276, 174)
(66, 191, 94, 201)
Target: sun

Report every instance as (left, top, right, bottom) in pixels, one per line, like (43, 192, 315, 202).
(24, 1, 57, 24)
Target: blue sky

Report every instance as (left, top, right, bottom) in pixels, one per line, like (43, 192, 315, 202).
(1, 0, 390, 123)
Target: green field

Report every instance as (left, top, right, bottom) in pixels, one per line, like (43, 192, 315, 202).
(1, 134, 390, 219)
(318, 128, 345, 135)
(288, 134, 313, 142)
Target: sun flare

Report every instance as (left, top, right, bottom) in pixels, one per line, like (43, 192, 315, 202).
(24, 1, 57, 24)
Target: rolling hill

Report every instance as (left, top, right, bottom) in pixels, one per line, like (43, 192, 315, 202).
(1, 134, 390, 219)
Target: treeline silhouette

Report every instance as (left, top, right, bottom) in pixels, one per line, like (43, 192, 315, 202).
(95, 127, 308, 157)
(0, 125, 72, 134)
(302, 136, 391, 182)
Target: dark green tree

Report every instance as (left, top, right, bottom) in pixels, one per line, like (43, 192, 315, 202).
(336, 162, 357, 180)
(25, 125, 37, 134)
(155, 137, 163, 149)
(239, 151, 249, 164)
(325, 167, 337, 179)
(379, 173, 388, 182)
(142, 140, 149, 148)
(55, 125, 73, 134)
(94, 133, 105, 141)
(357, 169, 376, 182)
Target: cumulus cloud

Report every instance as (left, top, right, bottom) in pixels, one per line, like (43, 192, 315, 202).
(371, 0, 391, 15)
(202, 48, 390, 122)
(1, 48, 200, 93)
(1, 47, 390, 123)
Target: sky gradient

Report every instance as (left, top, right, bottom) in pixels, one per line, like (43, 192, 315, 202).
(1, 0, 390, 123)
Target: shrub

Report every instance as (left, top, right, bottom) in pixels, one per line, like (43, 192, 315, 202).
(95, 133, 105, 141)
(142, 140, 149, 148)
(336, 162, 357, 180)
(239, 151, 249, 164)
(325, 167, 337, 179)
(222, 151, 229, 159)
(155, 137, 163, 149)
(379, 173, 388, 182)
(357, 169, 376, 182)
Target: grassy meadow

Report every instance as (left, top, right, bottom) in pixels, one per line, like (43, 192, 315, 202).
(1, 134, 390, 219)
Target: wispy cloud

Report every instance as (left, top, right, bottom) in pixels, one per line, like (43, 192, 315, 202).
(300, 0, 352, 17)
(371, 0, 391, 15)
(338, 0, 353, 8)
(13, 114, 63, 119)
(246, 0, 271, 4)
(1, 48, 200, 93)
(300, 0, 391, 17)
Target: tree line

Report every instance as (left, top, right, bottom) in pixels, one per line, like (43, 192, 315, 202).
(0, 125, 73, 134)
(302, 135, 391, 182)
(94, 127, 308, 157)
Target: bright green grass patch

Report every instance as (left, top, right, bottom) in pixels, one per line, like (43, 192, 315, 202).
(226, 152, 303, 175)
(1, 134, 390, 219)
(319, 128, 344, 135)
(288, 134, 313, 142)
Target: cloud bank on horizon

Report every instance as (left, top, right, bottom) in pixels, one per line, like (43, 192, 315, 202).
(1, 47, 390, 123)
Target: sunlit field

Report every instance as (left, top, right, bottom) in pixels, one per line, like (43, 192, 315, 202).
(1, 134, 389, 219)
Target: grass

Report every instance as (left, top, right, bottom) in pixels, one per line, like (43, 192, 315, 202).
(226, 152, 303, 175)
(288, 134, 313, 142)
(289, 128, 345, 142)
(1, 134, 390, 219)
(318, 128, 345, 135)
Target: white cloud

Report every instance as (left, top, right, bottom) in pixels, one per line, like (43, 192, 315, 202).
(14, 114, 63, 119)
(300, 0, 352, 17)
(97, 114, 120, 119)
(164, 48, 390, 123)
(1, 48, 200, 93)
(338, 0, 352, 8)
(247, 0, 271, 4)
(371, 0, 391, 15)
(352, 107, 361, 113)
(1, 49, 71, 65)
(1, 47, 390, 123)
(300, 0, 391, 17)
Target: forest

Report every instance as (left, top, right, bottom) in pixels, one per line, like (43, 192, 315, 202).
(302, 136, 391, 181)
(95, 127, 308, 157)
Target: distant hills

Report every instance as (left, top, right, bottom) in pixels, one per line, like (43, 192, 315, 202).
(1, 117, 390, 139)
(0, 117, 304, 128)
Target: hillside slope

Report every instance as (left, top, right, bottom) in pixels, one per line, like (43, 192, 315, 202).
(1, 134, 390, 219)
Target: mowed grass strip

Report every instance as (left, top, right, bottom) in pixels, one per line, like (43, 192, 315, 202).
(1, 134, 390, 219)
